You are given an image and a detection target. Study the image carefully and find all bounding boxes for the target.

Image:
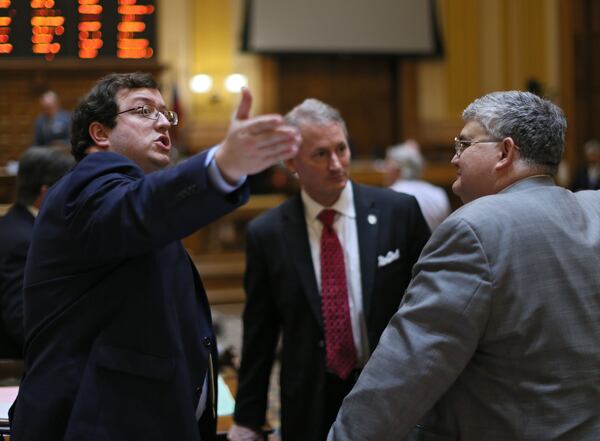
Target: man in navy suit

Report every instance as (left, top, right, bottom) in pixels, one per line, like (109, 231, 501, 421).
(229, 99, 430, 441)
(0, 147, 74, 357)
(9, 72, 300, 441)
(32, 91, 71, 147)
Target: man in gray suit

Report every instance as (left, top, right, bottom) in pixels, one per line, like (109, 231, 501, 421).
(328, 91, 600, 441)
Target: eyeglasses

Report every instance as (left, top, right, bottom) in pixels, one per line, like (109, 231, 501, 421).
(453, 137, 500, 157)
(115, 105, 178, 126)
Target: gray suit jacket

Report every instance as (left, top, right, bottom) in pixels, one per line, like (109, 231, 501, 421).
(329, 176, 600, 441)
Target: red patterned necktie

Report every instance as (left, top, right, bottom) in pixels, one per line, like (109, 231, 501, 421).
(318, 209, 357, 380)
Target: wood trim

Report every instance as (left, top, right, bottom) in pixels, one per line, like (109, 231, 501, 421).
(397, 60, 419, 141)
(559, 0, 577, 171)
(259, 56, 280, 114)
(0, 58, 164, 72)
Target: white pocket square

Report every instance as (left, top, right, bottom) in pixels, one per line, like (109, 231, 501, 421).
(377, 249, 400, 267)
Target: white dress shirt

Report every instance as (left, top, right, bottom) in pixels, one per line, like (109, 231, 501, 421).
(390, 179, 450, 231)
(301, 182, 370, 366)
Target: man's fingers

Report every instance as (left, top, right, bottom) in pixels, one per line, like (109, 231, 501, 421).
(246, 128, 301, 151)
(261, 143, 299, 165)
(241, 114, 286, 134)
(234, 87, 253, 120)
(255, 139, 300, 162)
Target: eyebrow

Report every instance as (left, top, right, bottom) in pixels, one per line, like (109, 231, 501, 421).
(126, 96, 167, 110)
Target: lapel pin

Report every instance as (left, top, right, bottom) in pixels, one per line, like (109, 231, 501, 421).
(367, 214, 377, 225)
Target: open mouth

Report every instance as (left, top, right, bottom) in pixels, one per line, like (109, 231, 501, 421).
(156, 135, 170, 150)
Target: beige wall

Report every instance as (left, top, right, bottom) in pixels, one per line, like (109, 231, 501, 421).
(418, 0, 560, 130)
(157, 0, 263, 150)
(158, 0, 562, 152)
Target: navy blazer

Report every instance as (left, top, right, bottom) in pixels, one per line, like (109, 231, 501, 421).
(234, 183, 430, 441)
(0, 203, 34, 357)
(10, 151, 249, 441)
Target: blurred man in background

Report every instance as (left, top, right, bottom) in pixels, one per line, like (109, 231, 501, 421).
(32, 90, 71, 147)
(386, 140, 450, 231)
(0, 147, 74, 357)
(570, 138, 600, 191)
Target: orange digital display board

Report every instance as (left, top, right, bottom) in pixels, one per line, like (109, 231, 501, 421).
(0, 0, 12, 55)
(0, 0, 156, 59)
(117, 0, 154, 59)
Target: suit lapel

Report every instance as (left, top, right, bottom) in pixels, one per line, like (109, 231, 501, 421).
(353, 184, 378, 321)
(281, 195, 323, 329)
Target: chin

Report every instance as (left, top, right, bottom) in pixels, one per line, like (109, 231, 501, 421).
(451, 181, 463, 199)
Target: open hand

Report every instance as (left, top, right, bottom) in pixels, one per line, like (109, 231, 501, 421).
(215, 88, 301, 183)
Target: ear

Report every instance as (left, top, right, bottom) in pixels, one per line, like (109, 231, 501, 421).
(494, 137, 518, 171)
(33, 184, 48, 209)
(88, 121, 111, 150)
(284, 157, 297, 175)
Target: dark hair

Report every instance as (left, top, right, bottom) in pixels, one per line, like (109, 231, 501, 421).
(71, 72, 158, 161)
(16, 147, 75, 206)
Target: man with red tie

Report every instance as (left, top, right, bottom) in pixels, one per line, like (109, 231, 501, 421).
(229, 99, 430, 441)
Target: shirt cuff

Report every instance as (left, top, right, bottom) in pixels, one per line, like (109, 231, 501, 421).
(206, 145, 246, 193)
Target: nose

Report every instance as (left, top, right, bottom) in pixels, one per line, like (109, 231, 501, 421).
(451, 152, 459, 165)
(329, 153, 342, 170)
(155, 112, 172, 129)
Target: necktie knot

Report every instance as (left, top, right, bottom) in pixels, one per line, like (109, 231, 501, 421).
(318, 209, 337, 228)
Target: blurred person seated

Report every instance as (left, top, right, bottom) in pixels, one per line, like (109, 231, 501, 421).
(32, 90, 71, 148)
(386, 140, 450, 231)
(570, 139, 600, 191)
(0, 147, 74, 357)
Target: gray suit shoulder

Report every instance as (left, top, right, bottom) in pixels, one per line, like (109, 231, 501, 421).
(444, 184, 598, 236)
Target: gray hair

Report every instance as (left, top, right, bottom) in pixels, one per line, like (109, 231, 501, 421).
(284, 98, 348, 136)
(16, 147, 74, 206)
(386, 143, 424, 180)
(462, 91, 566, 174)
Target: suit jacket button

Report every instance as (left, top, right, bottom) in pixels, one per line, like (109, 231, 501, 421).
(203, 337, 212, 348)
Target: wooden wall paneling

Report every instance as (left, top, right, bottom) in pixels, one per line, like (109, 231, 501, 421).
(258, 56, 279, 114)
(441, 0, 482, 117)
(566, 0, 600, 168)
(558, 0, 577, 170)
(275, 55, 397, 158)
(0, 61, 163, 165)
(587, 0, 600, 163)
(397, 60, 419, 142)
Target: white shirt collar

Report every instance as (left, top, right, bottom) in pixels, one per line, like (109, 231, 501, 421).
(301, 181, 356, 222)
